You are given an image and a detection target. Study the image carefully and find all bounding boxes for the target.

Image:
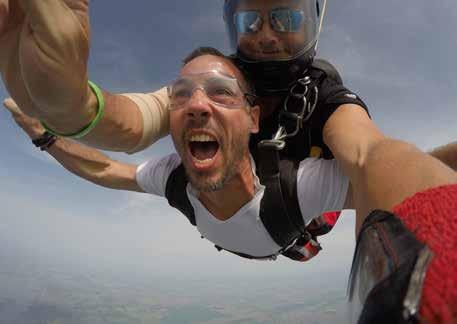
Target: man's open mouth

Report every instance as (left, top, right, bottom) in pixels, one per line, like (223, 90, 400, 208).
(188, 133, 220, 165)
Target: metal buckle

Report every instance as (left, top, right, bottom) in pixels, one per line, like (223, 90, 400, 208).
(302, 85, 318, 123)
(279, 77, 318, 140)
(290, 76, 311, 98)
(258, 138, 286, 150)
(260, 75, 319, 150)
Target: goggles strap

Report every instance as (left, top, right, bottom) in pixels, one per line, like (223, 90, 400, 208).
(315, 0, 327, 52)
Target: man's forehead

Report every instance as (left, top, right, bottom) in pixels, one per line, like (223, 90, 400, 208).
(180, 55, 238, 78)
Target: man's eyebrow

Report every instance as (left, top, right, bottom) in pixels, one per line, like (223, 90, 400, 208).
(212, 71, 238, 79)
(182, 70, 237, 79)
(204, 67, 237, 79)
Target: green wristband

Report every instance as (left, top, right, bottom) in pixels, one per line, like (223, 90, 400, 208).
(41, 81, 105, 139)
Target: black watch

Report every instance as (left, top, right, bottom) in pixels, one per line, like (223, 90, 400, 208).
(32, 131, 57, 151)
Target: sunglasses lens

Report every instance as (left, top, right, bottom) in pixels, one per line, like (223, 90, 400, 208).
(270, 9, 304, 32)
(234, 11, 262, 34)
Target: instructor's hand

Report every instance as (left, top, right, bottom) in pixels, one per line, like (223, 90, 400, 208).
(0, 0, 92, 131)
(3, 97, 46, 140)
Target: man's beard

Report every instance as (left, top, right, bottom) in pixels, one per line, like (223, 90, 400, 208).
(188, 167, 236, 192)
(187, 141, 247, 193)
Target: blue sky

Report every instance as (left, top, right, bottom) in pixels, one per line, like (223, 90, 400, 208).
(0, 0, 456, 302)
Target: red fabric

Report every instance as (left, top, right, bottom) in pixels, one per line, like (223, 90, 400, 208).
(299, 240, 321, 262)
(322, 211, 341, 227)
(393, 184, 457, 324)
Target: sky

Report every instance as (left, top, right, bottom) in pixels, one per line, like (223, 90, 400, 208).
(0, 0, 456, 310)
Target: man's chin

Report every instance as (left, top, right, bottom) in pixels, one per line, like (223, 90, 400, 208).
(189, 176, 225, 193)
(184, 167, 225, 192)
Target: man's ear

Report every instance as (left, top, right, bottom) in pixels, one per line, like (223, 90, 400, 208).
(249, 105, 260, 134)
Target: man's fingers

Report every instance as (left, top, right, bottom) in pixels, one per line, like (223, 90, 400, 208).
(17, 0, 89, 26)
(0, 0, 8, 35)
(17, 0, 90, 53)
(0, 0, 25, 36)
(3, 97, 23, 115)
(3, 97, 46, 138)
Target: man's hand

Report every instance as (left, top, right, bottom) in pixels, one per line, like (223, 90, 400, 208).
(0, 0, 93, 132)
(3, 97, 45, 139)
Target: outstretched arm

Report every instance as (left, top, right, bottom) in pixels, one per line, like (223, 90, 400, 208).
(3, 99, 144, 192)
(323, 104, 457, 235)
(0, 0, 169, 152)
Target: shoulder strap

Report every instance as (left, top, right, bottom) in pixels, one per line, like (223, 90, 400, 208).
(278, 158, 304, 231)
(164, 164, 196, 226)
(257, 144, 306, 248)
(310, 58, 343, 84)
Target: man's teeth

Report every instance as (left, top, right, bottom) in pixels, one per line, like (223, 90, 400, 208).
(196, 157, 214, 163)
(189, 134, 216, 142)
(188, 134, 218, 163)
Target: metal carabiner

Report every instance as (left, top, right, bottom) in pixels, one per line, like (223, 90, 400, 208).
(288, 76, 311, 101)
(302, 86, 319, 123)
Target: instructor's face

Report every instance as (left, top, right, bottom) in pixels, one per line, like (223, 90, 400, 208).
(235, 0, 308, 60)
(169, 55, 259, 192)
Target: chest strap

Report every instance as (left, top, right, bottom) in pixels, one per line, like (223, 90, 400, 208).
(165, 164, 196, 226)
(256, 142, 306, 248)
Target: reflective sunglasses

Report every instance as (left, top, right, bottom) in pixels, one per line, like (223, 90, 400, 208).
(167, 71, 256, 110)
(234, 8, 305, 34)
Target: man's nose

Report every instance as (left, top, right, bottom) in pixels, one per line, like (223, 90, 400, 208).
(258, 20, 279, 48)
(185, 89, 212, 121)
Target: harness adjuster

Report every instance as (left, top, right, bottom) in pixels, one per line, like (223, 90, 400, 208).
(258, 138, 286, 151)
(271, 75, 319, 143)
(279, 111, 303, 134)
(290, 76, 312, 97)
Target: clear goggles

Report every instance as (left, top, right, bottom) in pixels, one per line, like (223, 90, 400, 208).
(234, 8, 305, 34)
(167, 71, 255, 110)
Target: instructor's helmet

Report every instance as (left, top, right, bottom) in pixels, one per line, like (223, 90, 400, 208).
(224, 0, 326, 94)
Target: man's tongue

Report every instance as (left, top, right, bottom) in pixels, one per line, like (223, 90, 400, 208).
(190, 142, 219, 161)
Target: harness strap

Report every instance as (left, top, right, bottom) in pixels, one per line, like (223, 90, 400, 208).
(165, 164, 196, 226)
(214, 244, 279, 261)
(257, 142, 305, 248)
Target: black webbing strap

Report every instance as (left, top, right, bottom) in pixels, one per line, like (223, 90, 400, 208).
(257, 142, 305, 248)
(214, 244, 279, 260)
(164, 164, 196, 226)
(278, 158, 305, 232)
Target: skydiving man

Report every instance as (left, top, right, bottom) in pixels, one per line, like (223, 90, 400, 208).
(4, 49, 457, 323)
(4, 49, 351, 261)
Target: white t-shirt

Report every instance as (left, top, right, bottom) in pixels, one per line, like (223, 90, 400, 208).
(136, 154, 348, 257)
